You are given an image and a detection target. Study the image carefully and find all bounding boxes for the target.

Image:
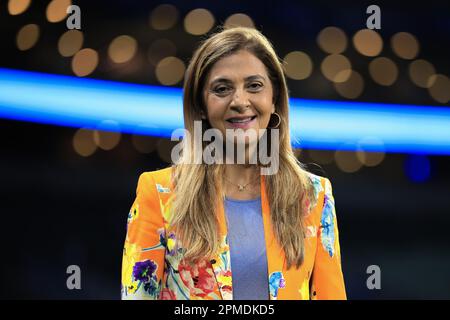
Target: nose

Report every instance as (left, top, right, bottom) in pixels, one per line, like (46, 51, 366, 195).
(230, 87, 250, 111)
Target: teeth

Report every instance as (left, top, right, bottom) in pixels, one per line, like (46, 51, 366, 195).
(228, 117, 253, 123)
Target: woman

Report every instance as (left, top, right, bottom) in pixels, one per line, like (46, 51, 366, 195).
(121, 26, 346, 300)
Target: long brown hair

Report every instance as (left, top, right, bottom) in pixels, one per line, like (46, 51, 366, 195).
(169, 26, 317, 270)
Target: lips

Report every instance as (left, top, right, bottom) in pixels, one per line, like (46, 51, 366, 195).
(225, 115, 257, 129)
(226, 115, 257, 123)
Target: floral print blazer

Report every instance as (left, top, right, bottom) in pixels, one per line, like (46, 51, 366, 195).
(121, 167, 346, 300)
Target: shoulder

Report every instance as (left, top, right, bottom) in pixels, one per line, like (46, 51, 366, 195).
(303, 171, 335, 223)
(135, 166, 173, 195)
(304, 171, 333, 201)
(139, 166, 172, 181)
(131, 167, 173, 223)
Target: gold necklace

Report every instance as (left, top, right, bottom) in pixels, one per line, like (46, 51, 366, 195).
(223, 174, 260, 192)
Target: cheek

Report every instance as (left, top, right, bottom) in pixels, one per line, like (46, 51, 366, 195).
(205, 96, 228, 126)
(256, 113, 271, 129)
(255, 99, 274, 126)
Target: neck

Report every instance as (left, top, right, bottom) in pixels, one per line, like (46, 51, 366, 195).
(224, 164, 260, 183)
(222, 164, 261, 200)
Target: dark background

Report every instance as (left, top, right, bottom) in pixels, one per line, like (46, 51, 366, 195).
(1, 0, 449, 299)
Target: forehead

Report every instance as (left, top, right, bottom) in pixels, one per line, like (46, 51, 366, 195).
(206, 50, 269, 81)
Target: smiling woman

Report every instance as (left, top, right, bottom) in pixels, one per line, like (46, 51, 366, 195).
(202, 50, 275, 164)
(203, 51, 274, 132)
(121, 26, 346, 300)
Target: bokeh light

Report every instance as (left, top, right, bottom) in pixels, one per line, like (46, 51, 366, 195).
(149, 4, 179, 30)
(427, 74, 450, 104)
(335, 148, 363, 173)
(71, 48, 99, 77)
(8, 0, 31, 15)
(58, 29, 83, 57)
(184, 8, 215, 35)
(93, 130, 121, 151)
(16, 24, 40, 51)
(369, 57, 398, 86)
(46, 0, 72, 23)
(353, 29, 383, 57)
(283, 51, 313, 80)
(224, 13, 254, 28)
(317, 26, 348, 54)
(334, 70, 364, 99)
(155, 56, 185, 85)
(320, 54, 352, 83)
(73, 128, 97, 157)
(391, 32, 419, 60)
(108, 35, 138, 64)
(357, 151, 385, 167)
(356, 137, 386, 167)
(404, 154, 431, 183)
(408, 59, 436, 88)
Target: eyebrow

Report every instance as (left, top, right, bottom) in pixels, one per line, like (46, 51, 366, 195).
(209, 74, 266, 86)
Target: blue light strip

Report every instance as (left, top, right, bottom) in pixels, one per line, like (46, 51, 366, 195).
(1, 67, 450, 155)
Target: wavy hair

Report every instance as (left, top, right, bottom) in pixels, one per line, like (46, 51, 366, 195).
(169, 26, 317, 270)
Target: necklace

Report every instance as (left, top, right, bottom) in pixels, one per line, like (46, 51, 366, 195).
(223, 174, 260, 192)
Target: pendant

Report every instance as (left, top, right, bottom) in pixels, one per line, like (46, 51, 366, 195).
(238, 184, 244, 191)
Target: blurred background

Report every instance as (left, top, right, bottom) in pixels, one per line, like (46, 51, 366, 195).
(1, 0, 449, 299)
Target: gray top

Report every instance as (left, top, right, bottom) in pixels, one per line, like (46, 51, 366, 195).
(224, 196, 269, 300)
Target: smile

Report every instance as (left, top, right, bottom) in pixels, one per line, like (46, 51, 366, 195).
(225, 115, 257, 129)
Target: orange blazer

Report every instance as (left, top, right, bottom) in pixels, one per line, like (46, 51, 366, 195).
(121, 167, 346, 300)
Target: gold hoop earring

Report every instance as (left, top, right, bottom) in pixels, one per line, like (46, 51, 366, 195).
(269, 112, 281, 129)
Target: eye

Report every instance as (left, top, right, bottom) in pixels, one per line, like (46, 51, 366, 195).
(213, 86, 231, 95)
(248, 82, 263, 91)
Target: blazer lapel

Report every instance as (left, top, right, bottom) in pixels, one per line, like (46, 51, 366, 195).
(260, 175, 286, 300)
(210, 187, 233, 300)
